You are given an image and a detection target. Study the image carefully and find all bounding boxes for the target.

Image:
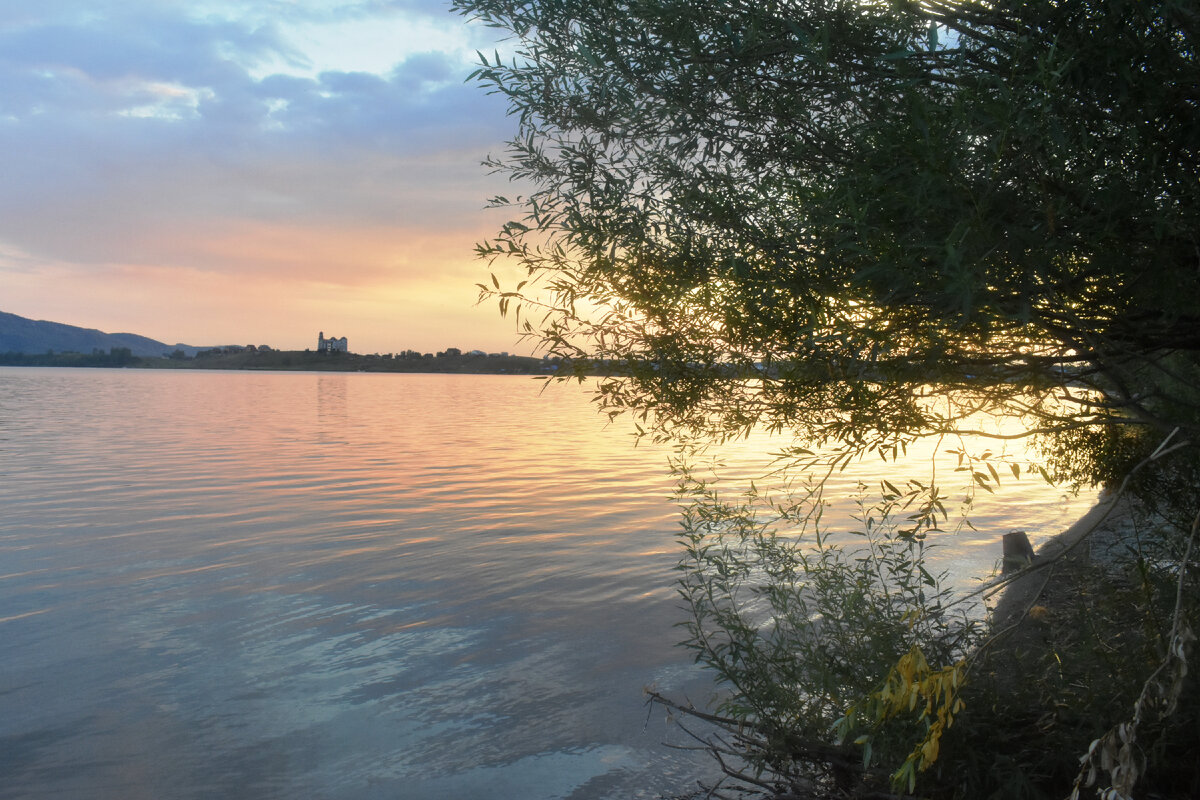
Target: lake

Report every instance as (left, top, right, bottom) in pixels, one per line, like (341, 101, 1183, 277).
(0, 368, 1093, 799)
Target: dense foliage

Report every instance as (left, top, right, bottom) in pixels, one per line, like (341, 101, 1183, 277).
(459, 0, 1198, 456)
(0, 347, 136, 367)
(456, 0, 1200, 796)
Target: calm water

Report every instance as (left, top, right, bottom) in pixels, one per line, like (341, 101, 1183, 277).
(0, 368, 1093, 799)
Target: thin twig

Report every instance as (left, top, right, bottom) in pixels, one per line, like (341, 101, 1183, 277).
(647, 690, 857, 765)
(968, 565, 1057, 665)
(1068, 509, 1199, 800)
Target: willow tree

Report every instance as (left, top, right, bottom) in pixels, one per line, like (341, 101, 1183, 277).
(455, 1, 1200, 796)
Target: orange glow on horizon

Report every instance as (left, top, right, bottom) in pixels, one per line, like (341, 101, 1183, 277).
(1, 214, 533, 355)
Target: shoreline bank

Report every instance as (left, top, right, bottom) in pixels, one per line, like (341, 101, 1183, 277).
(990, 493, 1131, 628)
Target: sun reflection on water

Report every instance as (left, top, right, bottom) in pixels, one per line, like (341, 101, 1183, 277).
(0, 368, 1095, 800)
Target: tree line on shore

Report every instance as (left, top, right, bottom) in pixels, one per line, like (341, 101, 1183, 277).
(0, 346, 576, 374)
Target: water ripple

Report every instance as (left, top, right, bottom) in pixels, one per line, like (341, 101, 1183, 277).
(0, 368, 1094, 800)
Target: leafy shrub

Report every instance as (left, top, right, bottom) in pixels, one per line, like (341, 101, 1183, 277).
(667, 462, 982, 796)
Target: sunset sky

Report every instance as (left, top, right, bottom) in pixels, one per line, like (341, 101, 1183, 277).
(0, 1, 532, 354)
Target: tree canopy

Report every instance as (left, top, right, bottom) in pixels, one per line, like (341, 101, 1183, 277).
(458, 0, 1199, 465)
(455, 1, 1200, 796)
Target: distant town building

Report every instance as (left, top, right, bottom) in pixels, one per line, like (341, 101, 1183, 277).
(317, 331, 348, 353)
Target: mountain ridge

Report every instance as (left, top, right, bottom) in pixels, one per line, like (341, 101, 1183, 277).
(0, 309, 207, 357)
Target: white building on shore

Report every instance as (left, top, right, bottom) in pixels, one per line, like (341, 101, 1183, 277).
(317, 331, 348, 353)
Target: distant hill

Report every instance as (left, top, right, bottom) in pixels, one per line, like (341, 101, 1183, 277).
(0, 310, 203, 357)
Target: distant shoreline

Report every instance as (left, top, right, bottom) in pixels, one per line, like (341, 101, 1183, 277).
(0, 349, 572, 376)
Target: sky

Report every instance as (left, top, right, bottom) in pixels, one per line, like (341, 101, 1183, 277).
(0, 0, 530, 354)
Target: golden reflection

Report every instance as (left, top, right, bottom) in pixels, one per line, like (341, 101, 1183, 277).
(0, 367, 1104, 800)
